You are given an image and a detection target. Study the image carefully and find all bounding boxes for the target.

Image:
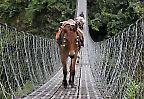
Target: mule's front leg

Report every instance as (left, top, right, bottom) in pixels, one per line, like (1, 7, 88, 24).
(63, 65, 67, 88)
(60, 49, 68, 88)
(69, 57, 77, 87)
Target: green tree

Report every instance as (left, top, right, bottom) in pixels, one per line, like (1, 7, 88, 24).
(88, 0, 144, 41)
(0, 0, 76, 38)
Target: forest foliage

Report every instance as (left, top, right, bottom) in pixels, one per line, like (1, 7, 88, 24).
(88, 0, 144, 41)
(0, 0, 76, 38)
(0, 0, 144, 39)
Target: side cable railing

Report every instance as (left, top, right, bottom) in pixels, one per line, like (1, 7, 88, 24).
(89, 18, 144, 99)
(0, 23, 61, 98)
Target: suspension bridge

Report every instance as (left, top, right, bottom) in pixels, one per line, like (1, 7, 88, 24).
(0, 0, 144, 99)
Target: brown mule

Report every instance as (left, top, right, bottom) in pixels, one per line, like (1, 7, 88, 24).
(56, 19, 81, 88)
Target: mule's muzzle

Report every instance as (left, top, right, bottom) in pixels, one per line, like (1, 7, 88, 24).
(69, 52, 75, 59)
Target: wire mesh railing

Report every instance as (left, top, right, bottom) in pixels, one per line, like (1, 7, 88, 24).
(88, 18, 144, 99)
(0, 0, 144, 98)
(0, 23, 61, 98)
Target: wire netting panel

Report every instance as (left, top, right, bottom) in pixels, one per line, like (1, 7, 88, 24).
(89, 19, 144, 99)
(0, 23, 61, 98)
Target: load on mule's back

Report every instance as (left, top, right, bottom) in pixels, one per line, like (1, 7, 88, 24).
(56, 18, 85, 47)
(56, 15, 85, 88)
(75, 12, 85, 30)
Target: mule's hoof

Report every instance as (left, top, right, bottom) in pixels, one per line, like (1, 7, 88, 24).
(63, 80, 67, 88)
(69, 80, 72, 85)
(70, 83, 75, 88)
(64, 85, 67, 89)
(63, 83, 67, 88)
(69, 80, 75, 88)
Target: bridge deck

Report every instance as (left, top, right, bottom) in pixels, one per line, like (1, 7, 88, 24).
(24, 48, 103, 99)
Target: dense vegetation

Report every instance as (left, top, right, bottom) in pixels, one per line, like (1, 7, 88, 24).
(0, 0, 76, 38)
(0, 0, 144, 41)
(88, 0, 144, 41)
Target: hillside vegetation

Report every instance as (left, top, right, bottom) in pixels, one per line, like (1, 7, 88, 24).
(0, 0, 76, 38)
(88, 0, 144, 41)
(0, 0, 144, 40)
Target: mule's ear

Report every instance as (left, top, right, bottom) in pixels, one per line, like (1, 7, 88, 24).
(56, 28, 61, 40)
(60, 26, 67, 33)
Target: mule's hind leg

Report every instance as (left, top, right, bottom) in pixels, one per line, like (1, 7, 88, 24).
(69, 66, 75, 87)
(77, 51, 80, 63)
(70, 69, 75, 87)
(69, 63, 73, 85)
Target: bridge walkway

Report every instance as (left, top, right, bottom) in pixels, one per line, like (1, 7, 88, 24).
(24, 47, 103, 99)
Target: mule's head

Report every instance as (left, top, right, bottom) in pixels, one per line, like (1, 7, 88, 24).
(60, 20, 79, 59)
